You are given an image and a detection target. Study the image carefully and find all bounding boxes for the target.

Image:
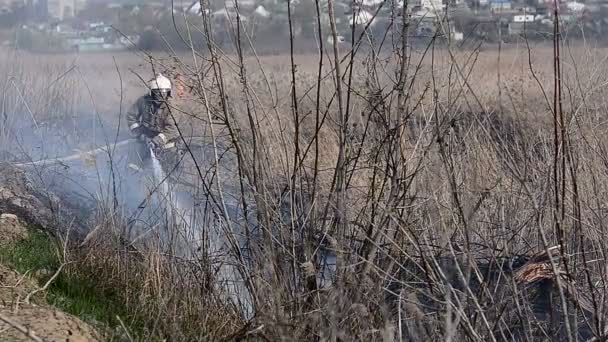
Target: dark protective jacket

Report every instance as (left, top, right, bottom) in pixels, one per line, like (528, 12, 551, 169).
(126, 95, 178, 141)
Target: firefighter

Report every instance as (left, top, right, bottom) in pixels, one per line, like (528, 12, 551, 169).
(127, 73, 179, 172)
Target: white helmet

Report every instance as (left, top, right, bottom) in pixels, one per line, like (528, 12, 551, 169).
(149, 73, 171, 95)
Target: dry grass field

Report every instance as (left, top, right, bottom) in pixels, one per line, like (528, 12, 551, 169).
(2, 38, 608, 340)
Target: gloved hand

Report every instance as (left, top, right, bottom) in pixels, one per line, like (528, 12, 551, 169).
(151, 134, 167, 149)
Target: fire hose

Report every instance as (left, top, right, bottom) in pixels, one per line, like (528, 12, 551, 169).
(12, 138, 137, 168)
(11, 138, 205, 189)
(11, 136, 214, 169)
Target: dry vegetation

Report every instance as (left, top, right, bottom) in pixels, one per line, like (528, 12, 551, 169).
(3, 16, 608, 341)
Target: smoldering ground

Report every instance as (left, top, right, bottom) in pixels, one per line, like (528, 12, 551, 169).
(0, 52, 213, 246)
(0, 52, 259, 317)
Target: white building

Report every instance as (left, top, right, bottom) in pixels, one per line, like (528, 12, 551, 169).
(362, 0, 384, 6)
(48, 0, 87, 20)
(566, 1, 585, 12)
(421, 0, 445, 12)
(327, 35, 345, 44)
(490, 0, 512, 10)
(513, 14, 535, 22)
(224, 0, 255, 10)
(254, 5, 270, 18)
(348, 9, 375, 26)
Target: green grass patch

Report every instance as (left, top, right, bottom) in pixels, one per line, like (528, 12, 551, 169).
(0, 230, 58, 275)
(0, 229, 143, 337)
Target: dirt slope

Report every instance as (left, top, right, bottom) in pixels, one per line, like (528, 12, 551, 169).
(0, 167, 102, 341)
(0, 304, 101, 342)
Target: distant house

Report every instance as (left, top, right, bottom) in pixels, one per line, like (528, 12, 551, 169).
(254, 5, 271, 18)
(362, 0, 384, 7)
(327, 35, 346, 44)
(67, 35, 103, 48)
(566, 1, 585, 12)
(490, 0, 512, 11)
(184, 1, 210, 15)
(118, 35, 139, 47)
(412, 8, 439, 18)
(511, 5, 537, 15)
(225, 0, 255, 10)
(421, 0, 445, 11)
(513, 14, 534, 22)
(211, 8, 248, 27)
(348, 9, 375, 26)
(412, 10, 441, 36)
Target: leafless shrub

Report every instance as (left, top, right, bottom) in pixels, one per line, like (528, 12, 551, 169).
(7, 3, 608, 341)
